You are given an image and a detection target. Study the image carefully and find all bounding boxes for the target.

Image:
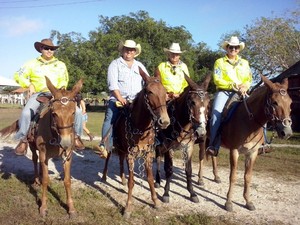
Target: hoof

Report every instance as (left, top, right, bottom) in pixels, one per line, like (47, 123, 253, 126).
(154, 182, 161, 188)
(225, 201, 233, 212)
(39, 208, 48, 217)
(191, 195, 199, 203)
(123, 211, 131, 219)
(162, 195, 170, 203)
(69, 210, 77, 219)
(197, 179, 204, 186)
(121, 178, 127, 186)
(246, 202, 256, 211)
(214, 176, 221, 184)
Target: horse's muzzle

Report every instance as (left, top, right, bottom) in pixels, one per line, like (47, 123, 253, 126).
(157, 116, 170, 129)
(275, 120, 293, 140)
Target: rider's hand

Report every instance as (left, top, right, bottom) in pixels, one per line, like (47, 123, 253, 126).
(28, 84, 36, 98)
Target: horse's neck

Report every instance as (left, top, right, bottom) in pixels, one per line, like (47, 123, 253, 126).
(246, 87, 269, 125)
(173, 91, 191, 127)
(130, 95, 153, 129)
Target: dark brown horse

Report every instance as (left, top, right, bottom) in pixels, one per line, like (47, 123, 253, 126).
(154, 74, 211, 203)
(198, 74, 293, 211)
(0, 77, 83, 217)
(101, 69, 170, 218)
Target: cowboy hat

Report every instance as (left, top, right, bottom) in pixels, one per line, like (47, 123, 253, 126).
(34, 38, 59, 53)
(222, 36, 245, 51)
(164, 43, 186, 54)
(118, 40, 141, 57)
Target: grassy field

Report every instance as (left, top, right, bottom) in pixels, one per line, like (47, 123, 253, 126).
(0, 105, 299, 225)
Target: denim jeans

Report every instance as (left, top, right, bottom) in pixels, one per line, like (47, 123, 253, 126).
(101, 100, 121, 150)
(209, 90, 235, 150)
(15, 92, 83, 140)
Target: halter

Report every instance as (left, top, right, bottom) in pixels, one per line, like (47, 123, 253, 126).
(49, 96, 76, 161)
(264, 88, 292, 128)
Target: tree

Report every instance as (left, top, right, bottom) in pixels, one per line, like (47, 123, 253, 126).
(244, 13, 300, 79)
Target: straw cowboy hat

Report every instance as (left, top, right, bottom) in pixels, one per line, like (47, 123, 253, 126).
(164, 43, 186, 54)
(118, 40, 141, 57)
(34, 38, 59, 53)
(222, 36, 245, 51)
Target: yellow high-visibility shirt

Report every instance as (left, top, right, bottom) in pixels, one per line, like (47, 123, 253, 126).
(14, 56, 69, 92)
(158, 61, 190, 94)
(213, 55, 252, 91)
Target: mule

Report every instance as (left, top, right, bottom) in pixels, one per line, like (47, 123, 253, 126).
(154, 74, 211, 203)
(101, 68, 170, 218)
(199, 74, 292, 212)
(0, 77, 83, 217)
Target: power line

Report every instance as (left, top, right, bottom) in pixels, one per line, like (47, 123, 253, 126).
(0, 0, 103, 8)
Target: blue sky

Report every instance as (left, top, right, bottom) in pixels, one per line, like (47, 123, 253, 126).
(0, 0, 298, 79)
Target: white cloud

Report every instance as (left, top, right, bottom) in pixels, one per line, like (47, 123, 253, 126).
(0, 17, 44, 37)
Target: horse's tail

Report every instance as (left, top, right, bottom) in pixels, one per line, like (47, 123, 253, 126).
(0, 120, 19, 138)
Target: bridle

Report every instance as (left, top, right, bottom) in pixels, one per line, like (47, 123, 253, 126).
(187, 89, 208, 124)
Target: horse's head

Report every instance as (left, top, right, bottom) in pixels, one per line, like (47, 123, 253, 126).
(140, 67, 170, 129)
(261, 74, 293, 139)
(46, 76, 83, 148)
(184, 73, 211, 138)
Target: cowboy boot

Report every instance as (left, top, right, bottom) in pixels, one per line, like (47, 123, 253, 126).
(15, 140, 28, 156)
(75, 136, 85, 150)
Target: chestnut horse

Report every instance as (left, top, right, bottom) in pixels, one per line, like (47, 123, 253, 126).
(0, 77, 83, 217)
(154, 74, 211, 203)
(198, 74, 292, 212)
(101, 69, 170, 218)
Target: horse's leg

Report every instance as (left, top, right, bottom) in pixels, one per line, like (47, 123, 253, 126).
(244, 152, 258, 211)
(31, 148, 41, 187)
(123, 155, 135, 219)
(197, 141, 205, 185)
(101, 152, 111, 182)
(212, 156, 221, 183)
(225, 148, 239, 212)
(39, 154, 49, 217)
(145, 152, 161, 209)
(186, 146, 199, 203)
(162, 151, 172, 203)
(154, 147, 162, 188)
(197, 139, 221, 185)
(63, 154, 76, 218)
(119, 152, 127, 185)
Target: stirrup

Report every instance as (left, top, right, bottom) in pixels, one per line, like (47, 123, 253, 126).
(206, 146, 218, 157)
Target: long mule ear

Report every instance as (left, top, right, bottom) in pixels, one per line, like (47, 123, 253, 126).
(72, 79, 83, 95)
(139, 66, 149, 82)
(200, 74, 211, 91)
(45, 76, 58, 95)
(260, 73, 276, 91)
(184, 72, 198, 89)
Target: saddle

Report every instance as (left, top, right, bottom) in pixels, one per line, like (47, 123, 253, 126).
(222, 93, 243, 123)
(27, 93, 53, 142)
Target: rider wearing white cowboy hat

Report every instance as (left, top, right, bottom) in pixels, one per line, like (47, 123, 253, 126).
(118, 40, 141, 57)
(221, 36, 245, 51)
(155, 42, 190, 100)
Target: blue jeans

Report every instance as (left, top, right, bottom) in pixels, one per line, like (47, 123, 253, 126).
(209, 90, 235, 150)
(15, 92, 83, 140)
(101, 100, 121, 150)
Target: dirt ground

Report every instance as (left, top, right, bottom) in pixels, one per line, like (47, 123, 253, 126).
(0, 139, 299, 225)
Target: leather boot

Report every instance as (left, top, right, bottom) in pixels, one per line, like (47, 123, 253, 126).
(75, 136, 85, 150)
(15, 140, 28, 156)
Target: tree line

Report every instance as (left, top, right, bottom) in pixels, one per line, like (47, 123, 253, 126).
(50, 10, 300, 94)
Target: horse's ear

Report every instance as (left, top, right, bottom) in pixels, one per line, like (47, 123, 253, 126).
(72, 79, 83, 94)
(260, 73, 276, 90)
(200, 74, 211, 91)
(184, 72, 197, 89)
(45, 76, 58, 94)
(154, 68, 161, 79)
(282, 77, 289, 89)
(139, 66, 149, 82)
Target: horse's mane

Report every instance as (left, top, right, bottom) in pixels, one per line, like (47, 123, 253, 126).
(247, 85, 268, 104)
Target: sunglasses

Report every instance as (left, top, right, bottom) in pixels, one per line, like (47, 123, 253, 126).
(228, 45, 240, 50)
(42, 47, 55, 51)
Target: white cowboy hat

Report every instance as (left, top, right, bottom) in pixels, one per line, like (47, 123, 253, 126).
(164, 43, 186, 54)
(222, 36, 245, 51)
(118, 40, 141, 57)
